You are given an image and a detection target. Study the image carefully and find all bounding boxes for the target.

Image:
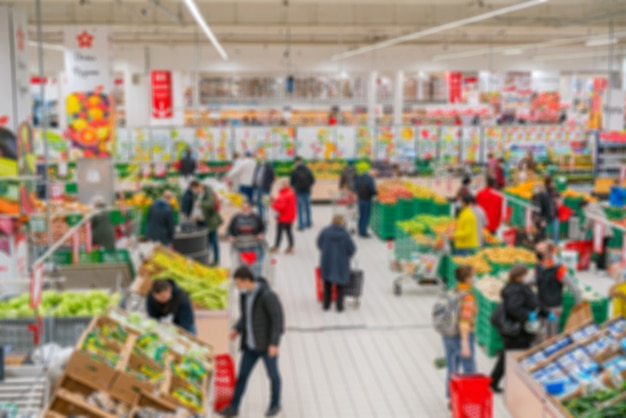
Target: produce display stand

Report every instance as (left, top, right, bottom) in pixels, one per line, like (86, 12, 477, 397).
(0, 365, 50, 417)
(43, 308, 215, 417)
(505, 316, 626, 418)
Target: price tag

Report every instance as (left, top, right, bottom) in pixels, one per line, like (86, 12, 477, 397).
(593, 222, 604, 254)
(58, 161, 68, 178)
(85, 221, 92, 253)
(154, 162, 166, 178)
(30, 263, 44, 309)
(72, 232, 80, 265)
(525, 208, 533, 233)
(142, 163, 152, 178)
(50, 182, 64, 200)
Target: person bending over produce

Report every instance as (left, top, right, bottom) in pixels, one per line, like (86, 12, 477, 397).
(146, 279, 196, 335)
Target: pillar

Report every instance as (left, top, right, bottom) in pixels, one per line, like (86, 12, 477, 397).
(124, 47, 150, 128)
(368, 71, 378, 128)
(393, 71, 404, 127)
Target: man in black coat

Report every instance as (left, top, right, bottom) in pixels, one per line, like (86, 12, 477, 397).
(289, 156, 315, 231)
(179, 149, 197, 178)
(355, 168, 378, 238)
(218, 266, 284, 418)
(146, 279, 196, 335)
(252, 156, 275, 222)
(145, 191, 176, 246)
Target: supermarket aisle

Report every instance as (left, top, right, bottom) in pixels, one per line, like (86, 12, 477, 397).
(222, 205, 511, 418)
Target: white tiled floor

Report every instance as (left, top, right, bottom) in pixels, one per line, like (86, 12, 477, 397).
(221, 205, 512, 418)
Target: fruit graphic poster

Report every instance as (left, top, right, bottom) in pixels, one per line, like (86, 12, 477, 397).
(461, 127, 481, 164)
(336, 126, 357, 160)
(417, 126, 438, 161)
(375, 126, 395, 160)
(395, 127, 416, 161)
(439, 127, 460, 165)
(233, 127, 271, 158)
(64, 27, 114, 159)
(296, 127, 333, 160)
(356, 126, 373, 159)
(271, 127, 296, 161)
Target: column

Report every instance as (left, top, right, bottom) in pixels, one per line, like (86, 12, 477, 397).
(124, 48, 150, 128)
(367, 71, 378, 128)
(393, 71, 404, 127)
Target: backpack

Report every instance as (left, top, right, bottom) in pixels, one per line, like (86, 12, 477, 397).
(357, 176, 373, 200)
(292, 167, 311, 191)
(432, 290, 468, 337)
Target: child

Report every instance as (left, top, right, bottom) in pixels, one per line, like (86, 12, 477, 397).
(443, 265, 477, 401)
(271, 179, 297, 254)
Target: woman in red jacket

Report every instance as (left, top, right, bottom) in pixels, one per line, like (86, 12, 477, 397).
(271, 179, 297, 254)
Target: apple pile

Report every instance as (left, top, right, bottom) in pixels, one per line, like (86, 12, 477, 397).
(0, 290, 121, 319)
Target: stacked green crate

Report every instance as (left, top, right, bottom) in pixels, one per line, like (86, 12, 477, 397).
(371, 201, 397, 239)
(398, 198, 416, 221)
(559, 287, 609, 332)
(473, 288, 502, 358)
(394, 226, 412, 261)
(431, 201, 452, 217)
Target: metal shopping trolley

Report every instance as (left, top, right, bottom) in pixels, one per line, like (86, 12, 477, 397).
(391, 238, 449, 296)
(230, 237, 276, 284)
(331, 191, 357, 234)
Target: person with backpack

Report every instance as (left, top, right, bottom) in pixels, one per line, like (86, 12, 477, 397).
(179, 148, 197, 179)
(289, 157, 315, 231)
(182, 180, 223, 266)
(253, 155, 275, 223)
(354, 168, 377, 238)
(339, 161, 358, 192)
(489, 264, 539, 393)
(433, 265, 477, 402)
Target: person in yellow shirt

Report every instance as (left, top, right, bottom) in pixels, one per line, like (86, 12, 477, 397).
(453, 195, 480, 256)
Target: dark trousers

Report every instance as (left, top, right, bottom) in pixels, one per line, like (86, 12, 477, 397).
(597, 237, 611, 270)
(296, 192, 312, 229)
(323, 280, 345, 312)
(239, 185, 254, 205)
(358, 199, 372, 236)
(208, 229, 219, 263)
(274, 222, 294, 249)
(490, 335, 533, 388)
(230, 347, 281, 411)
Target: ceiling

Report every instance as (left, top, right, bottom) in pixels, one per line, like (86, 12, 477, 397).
(18, 0, 626, 49)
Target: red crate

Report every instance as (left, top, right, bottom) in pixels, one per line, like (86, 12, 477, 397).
(214, 354, 236, 412)
(450, 374, 493, 418)
(564, 240, 593, 270)
(315, 267, 337, 302)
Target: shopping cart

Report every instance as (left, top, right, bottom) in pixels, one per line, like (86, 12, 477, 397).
(331, 191, 357, 234)
(450, 374, 493, 418)
(391, 239, 449, 296)
(230, 237, 275, 284)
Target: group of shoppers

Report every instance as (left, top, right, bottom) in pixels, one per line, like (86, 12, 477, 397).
(532, 175, 561, 243)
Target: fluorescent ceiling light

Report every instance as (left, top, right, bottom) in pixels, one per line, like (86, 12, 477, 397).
(503, 48, 523, 55)
(533, 49, 625, 61)
(28, 41, 64, 52)
(182, 0, 228, 60)
(331, 0, 549, 61)
(433, 30, 626, 61)
(586, 38, 618, 47)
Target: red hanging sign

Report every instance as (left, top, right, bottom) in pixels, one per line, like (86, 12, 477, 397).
(593, 222, 604, 254)
(151, 70, 173, 119)
(30, 263, 44, 309)
(154, 162, 167, 178)
(142, 163, 152, 179)
(72, 231, 80, 265)
(85, 220, 92, 253)
(447, 72, 463, 104)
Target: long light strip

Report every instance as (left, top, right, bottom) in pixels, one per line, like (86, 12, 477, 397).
(182, 0, 228, 60)
(28, 40, 64, 52)
(586, 38, 618, 47)
(331, 0, 549, 61)
(533, 48, 625, 61)
(432, 30, 626, 61)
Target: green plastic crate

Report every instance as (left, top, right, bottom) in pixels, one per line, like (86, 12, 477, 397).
(398, 198, 416, 221)
(431, 202, 452, 217)
(559, 291, 609, 331)
(77, 251, 102, 264)
(371, 202, 397, 239)
(52, 251, 73, 265)
(65, 182, 78, 195)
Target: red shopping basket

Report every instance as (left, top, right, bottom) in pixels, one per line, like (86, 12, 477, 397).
(315, 267, 337, 302)
(214, 354, 236, 412)
(564, 240, 593, 270)
(450, 374, 493, 418)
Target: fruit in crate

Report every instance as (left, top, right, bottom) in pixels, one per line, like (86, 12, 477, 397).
(0, 290, 121, 318)
(398, 219, 429, 235)
(480, 247, 536, 264)
(35, 197, 92, 214)
(483, 229, 500, 245)
(561, 189, 595, 202)
(504, 180, 539, 200)
(412, 234, 436, 246)
(452, 255, 492, 275)
(474, 275, 506, 301)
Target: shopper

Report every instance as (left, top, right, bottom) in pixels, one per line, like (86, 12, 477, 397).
(470, 195, 488, 247)
(179, 148, 197, 179)
(476, 177, 503, 235)
(182, 180, 223, 266)
(227, 200, 265, 241)
(452, 195, 479, 256)
(580, 199, 613, 271)
(316, 215, 357, 312)
(339, 161, 358, 192)
(355, 168, 377, 238)
(253, 155, 276, 222)
(494, 158, 506, 190)
(270, 179, 296, 254)
(609, 177, 626, 207)
(146, 279, 196, 334)
(519, 150, 537, 173)
(531, 182, 553, 242)
(490, 264, 538, 393)
(441, 265, 477, 400)
(227, 151, 257, 205)
(289, 157, 315, 231)
(218, 266, 284, 418)
(530, 241, 582, 341)
(545, 176, 561, 242)
(145, 191, 176, 247)
(91, 198, 116, 251)
(455, 175, 472, 216)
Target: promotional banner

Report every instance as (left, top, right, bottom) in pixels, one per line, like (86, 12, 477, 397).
(64, 27, 114, 158)
(447, 72, 463, 104)
(151, 71, 173, 119)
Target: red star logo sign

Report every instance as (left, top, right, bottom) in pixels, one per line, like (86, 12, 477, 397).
(16, 27, 24, 51)
(76, 30, 94, 49)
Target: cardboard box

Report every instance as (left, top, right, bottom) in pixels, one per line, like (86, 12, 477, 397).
(132, 391, 178, 413)
(109, 351, 166, 405)
(162, 375, 208, 414)
(55, 373, 132, 415)
(45, 389, 117, 418)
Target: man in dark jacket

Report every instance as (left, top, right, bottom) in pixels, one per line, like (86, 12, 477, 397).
(91, 199, 116, 251)
(146, 279, 196, 334)
(227, 200, 265, 240)
(289, 157, 315, 231)
(182, 180, 223, 265)
(179, 149, 197, 178)
(253, 156, 275, 222)
(354, 169, 377, 238)
(339, 161, 357, 192)
(145, 191, 176, 246)
(531, 183, 554, 241)
(219, 266, 284, 418)
(317, 214, 357, 312)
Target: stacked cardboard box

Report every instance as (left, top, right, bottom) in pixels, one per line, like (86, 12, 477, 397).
(44, 308, 214, 418)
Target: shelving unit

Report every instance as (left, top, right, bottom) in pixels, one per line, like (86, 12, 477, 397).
(594, 131, 626, 177)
